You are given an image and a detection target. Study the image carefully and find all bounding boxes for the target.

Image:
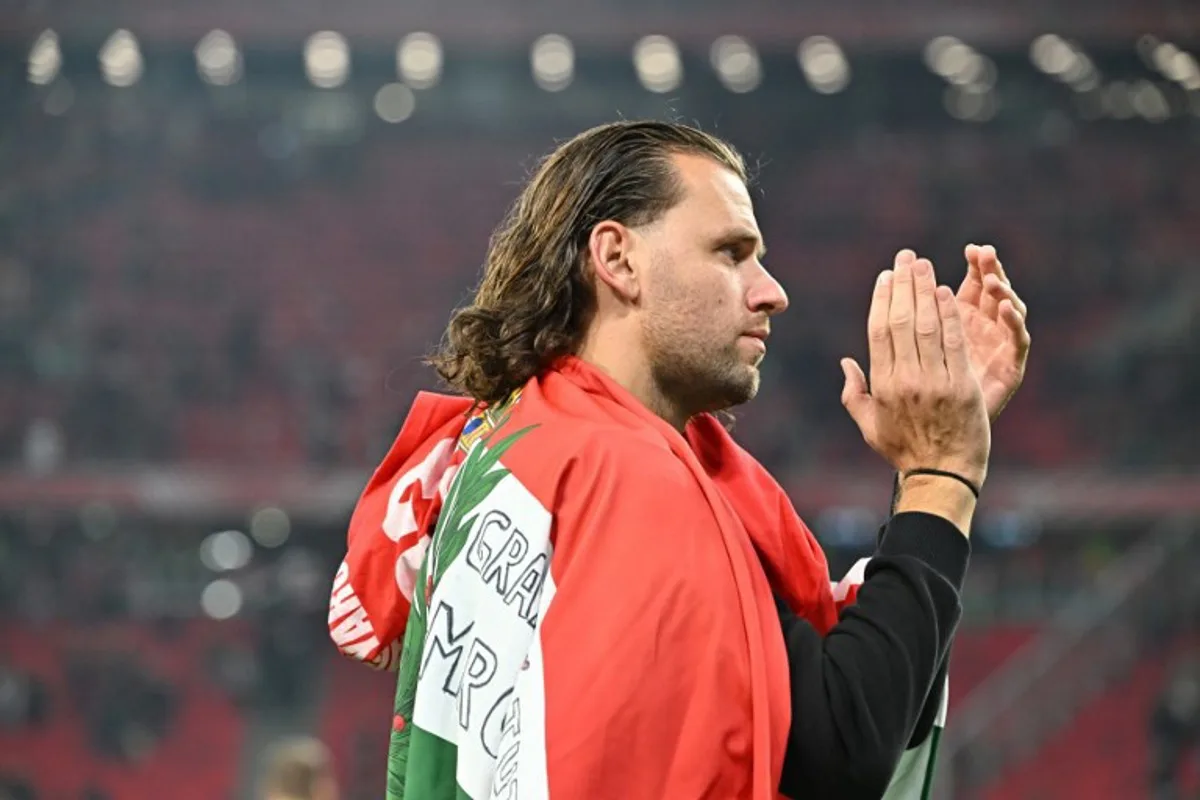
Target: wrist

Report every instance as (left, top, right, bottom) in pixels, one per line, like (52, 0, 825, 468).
(895, 473, 978, 538)
(901, 467, 982, 499)
(907, 459, 987, 491)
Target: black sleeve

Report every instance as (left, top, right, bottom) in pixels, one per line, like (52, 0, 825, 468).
(776, 512, 969, 800)
(885, 471, 951, 751)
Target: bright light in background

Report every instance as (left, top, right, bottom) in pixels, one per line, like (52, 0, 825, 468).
(1030, 34, 1099, 92)
(305, 31, 350, 89)
(1148, 40, 1200, 91)
(99, 29, 143, 87)
(398, 32, 442, 89)
(374, 82, 416, 122)
(201, 579, 243, 620)
(927, 37, 973, 81)
(634, 35, 682, 93)
(1030, 34, 1075, 76)
(531, 34, 574, 92)
(249, 506, 291, 548)
(195, 29, 241, 86)
(1131, 79, 1169, 122)
(28, 30, 61, 85)
(798, 36, 850, 94)
(200, 529, 253, 572)
(925, 36, 996, 89)
(710, 35, 761, 93)
(924, 36, 960, 73)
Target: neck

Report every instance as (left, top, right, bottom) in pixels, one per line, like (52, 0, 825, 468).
(576, 321, 690, 432)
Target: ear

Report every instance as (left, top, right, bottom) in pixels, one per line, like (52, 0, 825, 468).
(587, 220, 641, 303)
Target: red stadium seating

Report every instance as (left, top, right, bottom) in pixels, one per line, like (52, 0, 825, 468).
(984, 636, 1200, 800)
(0, 620, 249, 800)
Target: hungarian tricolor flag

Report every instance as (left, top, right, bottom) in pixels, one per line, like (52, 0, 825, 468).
(328, 357, 945, 799)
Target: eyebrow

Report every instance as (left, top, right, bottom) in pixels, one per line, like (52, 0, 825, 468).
(716, 229, 768, 260)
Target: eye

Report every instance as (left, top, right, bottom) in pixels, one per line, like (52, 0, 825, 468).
(719, 244, 743, 262)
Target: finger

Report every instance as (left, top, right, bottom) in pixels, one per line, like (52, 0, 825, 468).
(889, 253, 918, 370)
(979, 247, 998, 319)
(982, 244, 1010, 284)
(937, 285, 971, 377)
(1000, 300, 1032, 359)
(840, 358, 875, 438)
(958, 243, 984, 306)
(984, 274, 1028, 320)
(867, 269, 895, 377)
(913, 258, 943, 368)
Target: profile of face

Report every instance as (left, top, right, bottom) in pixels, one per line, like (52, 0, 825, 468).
(634, 154, 789, 417)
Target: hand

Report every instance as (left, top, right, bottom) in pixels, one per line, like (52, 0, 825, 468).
(958, 244, 1031, 421)
(840, 250, 992, 488)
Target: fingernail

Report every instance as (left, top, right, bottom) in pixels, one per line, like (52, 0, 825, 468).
(914, 260, 931, 277)
(878, 270, 893, 285)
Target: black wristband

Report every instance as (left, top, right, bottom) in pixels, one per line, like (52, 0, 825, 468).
(902, 468, 981, 499)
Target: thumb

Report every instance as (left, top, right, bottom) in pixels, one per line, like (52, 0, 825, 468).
(840, 358, 873, 429)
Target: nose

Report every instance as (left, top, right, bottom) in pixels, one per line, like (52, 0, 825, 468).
(746, 261, 789, 316)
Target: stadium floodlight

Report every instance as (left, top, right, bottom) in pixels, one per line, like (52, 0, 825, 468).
(99, 29, 143, 87)
(1030, 34, 1075, 76)
(200, 530, 253, 572)
(634, 35, 682, 93)
(1151, 41, 1200, 90)
(924, 36, 962, 73)
(374, 82, 416, 123)
(250, 507, 292, 548)
(398, 32, 442, 89)
(531, 34, 574, 92)
(201, 579, 243, 620)
(196, 29, 242, 86)
(28, 30, 61, 85)
(798, 36, 850, 94)
(711, 35, 761, 94)
(1137, 35, 1160, 66)
(1131, 80, 1170, 122)
(305, 31, 350, 89)
(1031, 35, 1101, 92)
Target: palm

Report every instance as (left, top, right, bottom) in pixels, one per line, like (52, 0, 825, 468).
(956, 245, 1031, 421)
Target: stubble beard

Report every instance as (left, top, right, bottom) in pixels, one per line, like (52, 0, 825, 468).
(647, 331, 761, 419)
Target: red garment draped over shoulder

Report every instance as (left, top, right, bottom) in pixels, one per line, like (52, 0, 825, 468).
(329, 357, 839, 799)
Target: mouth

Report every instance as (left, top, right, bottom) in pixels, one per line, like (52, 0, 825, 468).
(741, 334, 768, 353)
(742, 328, 769, 342)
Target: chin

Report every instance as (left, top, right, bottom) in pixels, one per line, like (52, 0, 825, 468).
(713, 368, 760, 411)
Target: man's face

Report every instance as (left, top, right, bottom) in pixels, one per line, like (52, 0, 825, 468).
(635, 153, 789, 416)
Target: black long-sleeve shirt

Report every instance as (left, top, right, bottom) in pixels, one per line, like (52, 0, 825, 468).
(775, 511, 969, 799)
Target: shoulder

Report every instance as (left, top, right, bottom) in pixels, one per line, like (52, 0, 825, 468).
(539, 423, 702, 498)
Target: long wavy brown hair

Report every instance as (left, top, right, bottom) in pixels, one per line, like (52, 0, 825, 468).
(427, 120, 748, 405)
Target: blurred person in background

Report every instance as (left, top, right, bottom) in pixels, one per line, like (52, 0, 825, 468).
(329, 120, 1030, 799)
(1150, 653, 1200, 800)
(260, 737, 339, 800)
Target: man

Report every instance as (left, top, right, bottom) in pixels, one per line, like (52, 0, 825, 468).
(259, 737, 339, 800)
(327, 121, 1031, 799)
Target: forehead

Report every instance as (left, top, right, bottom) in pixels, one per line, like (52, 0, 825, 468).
(666, 152, 758, 230)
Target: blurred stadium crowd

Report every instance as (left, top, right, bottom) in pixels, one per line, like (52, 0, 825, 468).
(3, 96, 1199, 474)
(2, 15, 1199, 800)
